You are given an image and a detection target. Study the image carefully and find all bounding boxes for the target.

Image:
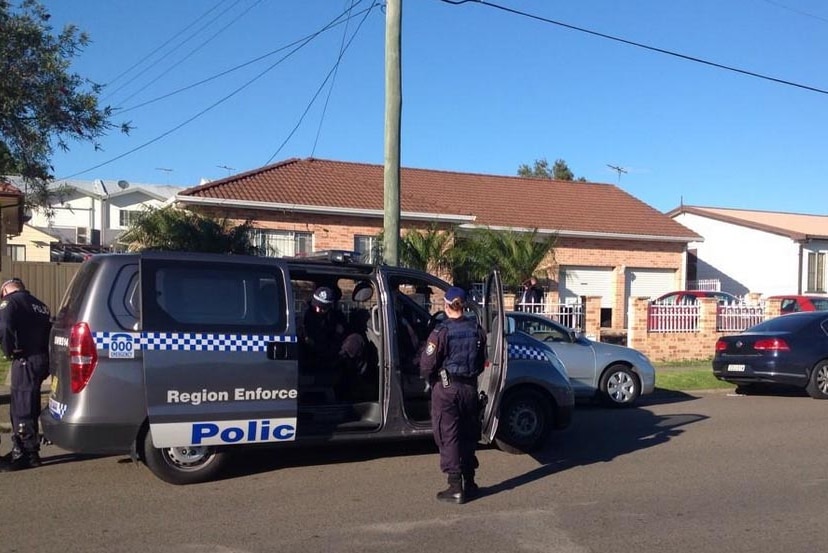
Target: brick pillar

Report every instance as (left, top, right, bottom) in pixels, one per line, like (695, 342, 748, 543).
(504, 293, 516, 311)
(764, 298, 782, 320)
(626, 297, 650, 351)
(584, 296, 602, 340)
(697, 297, 718, 332)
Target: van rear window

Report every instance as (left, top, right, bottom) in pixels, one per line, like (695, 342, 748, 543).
(55, 260, 101, 325)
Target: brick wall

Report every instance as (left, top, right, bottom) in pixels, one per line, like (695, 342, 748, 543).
(626, 297, 783, 362)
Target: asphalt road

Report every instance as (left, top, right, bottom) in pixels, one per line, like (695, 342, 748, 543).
(1, 388, 826, 553)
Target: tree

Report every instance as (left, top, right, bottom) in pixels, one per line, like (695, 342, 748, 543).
(452, 228, 556, 291)
(399, 225, 456, 275)
(118, 206, 259, 254)
(517, 158, 587, 182)
(0, 0, 130, 207)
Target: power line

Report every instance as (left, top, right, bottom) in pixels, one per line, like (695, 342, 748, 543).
(116, 0, 265, 108)
(758, 0, 828, 24)
(58, 3, 379, 180)
(103, 0, 247, 103)
(264, 2, 377, 165)
(116, 4, 369, 115)
(440, 0, 828, 96)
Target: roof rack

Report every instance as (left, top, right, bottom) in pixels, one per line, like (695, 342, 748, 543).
(292, 250, 362, 264)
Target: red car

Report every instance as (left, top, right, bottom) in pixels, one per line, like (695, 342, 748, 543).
(768, 295, 828, 313)
(654, 290, 739, 305)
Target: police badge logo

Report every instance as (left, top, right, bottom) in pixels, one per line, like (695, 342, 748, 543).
(0, 300, 7, 310)
(426, 341, 436, 356)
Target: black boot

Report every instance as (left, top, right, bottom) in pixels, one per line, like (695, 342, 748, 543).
(436, 473, 465, 504)
(462, 472, 479, 499)
(0, 436, 31, 472)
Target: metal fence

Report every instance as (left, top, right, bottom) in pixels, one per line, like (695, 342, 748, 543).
(514, 300, 585, 331)
(647, 301, 766, 333)
(0, 260, 82, 312)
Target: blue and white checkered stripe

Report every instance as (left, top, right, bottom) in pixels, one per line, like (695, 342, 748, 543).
(93, 332, 296, 352)
(508, 344, 548, 361)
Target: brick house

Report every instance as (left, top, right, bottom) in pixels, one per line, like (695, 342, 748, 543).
(176, 157, 701, 331)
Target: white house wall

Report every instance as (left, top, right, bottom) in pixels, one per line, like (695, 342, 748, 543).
(674, 212, 799, 296)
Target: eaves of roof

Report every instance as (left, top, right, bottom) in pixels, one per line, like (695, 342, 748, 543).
(667, 205, 828, 241)
(179, 158, 702, 243)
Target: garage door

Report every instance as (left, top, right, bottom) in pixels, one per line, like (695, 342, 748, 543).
(559, 267, 614, 308)
(624, 268, 677, 301)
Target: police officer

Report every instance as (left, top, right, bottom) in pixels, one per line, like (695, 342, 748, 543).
(420, 286, 487, 504)
(0, 278, 51, 471)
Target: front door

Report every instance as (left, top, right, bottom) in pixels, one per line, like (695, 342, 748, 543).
(139, 253, 299, 448)
(479, 270, 508, 443)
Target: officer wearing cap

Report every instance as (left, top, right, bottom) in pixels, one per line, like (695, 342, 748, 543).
(0, 278, 51, 471)
(420, 286, 487, 504)
(298, 286, 347, 372)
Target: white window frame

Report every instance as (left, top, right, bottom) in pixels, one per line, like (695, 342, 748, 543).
(250, 229, 312, 258)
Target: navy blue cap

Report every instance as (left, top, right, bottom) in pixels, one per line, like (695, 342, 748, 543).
(444, 287, 466, 304)
(311, 286, 335, 308)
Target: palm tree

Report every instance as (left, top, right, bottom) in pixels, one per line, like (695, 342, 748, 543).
(453, 228, 556, 291)
(118, 205, 259, 254)
(399, 225, 456, 275)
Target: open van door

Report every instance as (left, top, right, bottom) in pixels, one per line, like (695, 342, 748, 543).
(479, 270, 508, 443)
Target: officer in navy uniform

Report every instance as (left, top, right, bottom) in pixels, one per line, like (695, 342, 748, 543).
(420, 286, 487, 504)
(0, 278, 51, 471)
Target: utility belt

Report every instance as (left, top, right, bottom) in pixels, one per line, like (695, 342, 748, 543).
(437, 369, 478, 388)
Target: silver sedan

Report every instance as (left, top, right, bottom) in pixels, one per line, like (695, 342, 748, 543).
(507, 311, 656, 406)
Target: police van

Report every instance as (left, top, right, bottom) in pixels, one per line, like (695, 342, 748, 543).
(42, 250, 572, 484)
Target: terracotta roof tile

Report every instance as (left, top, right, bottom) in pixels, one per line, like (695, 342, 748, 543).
(181, 158, 699, 240)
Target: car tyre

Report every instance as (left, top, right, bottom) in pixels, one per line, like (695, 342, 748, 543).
(600, 364, 640, 407)
(142, 430, 228, 485)
(494, 389, 550, 455)
(806, 360, 828, 399)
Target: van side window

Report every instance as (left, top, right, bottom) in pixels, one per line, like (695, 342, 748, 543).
(142, 261, 286, 332)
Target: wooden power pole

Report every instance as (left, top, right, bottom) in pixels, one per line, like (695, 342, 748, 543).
(383, 0, 401, 266)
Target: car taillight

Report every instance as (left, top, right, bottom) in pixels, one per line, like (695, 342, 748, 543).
(70, 322, 98, 393)
(715, 339, 727, 352)
(754, 338, 790, 351)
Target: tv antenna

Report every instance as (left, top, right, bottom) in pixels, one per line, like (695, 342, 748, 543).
(217, 165, 235, 176)
(155, 167, 173, 184)
(606, 164, 628, 183)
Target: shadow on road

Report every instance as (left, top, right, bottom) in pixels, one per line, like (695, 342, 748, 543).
(474, 404, 709, 501)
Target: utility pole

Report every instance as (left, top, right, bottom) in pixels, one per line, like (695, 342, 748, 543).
(383, 0, 401, 266)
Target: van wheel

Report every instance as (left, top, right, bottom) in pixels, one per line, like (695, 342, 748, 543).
(494, 390, 550, 455)
(142, 431, 227, 485)
(600, 364, 639, 407)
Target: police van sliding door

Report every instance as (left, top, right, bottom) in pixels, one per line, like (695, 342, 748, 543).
(139, 256, 298, 449)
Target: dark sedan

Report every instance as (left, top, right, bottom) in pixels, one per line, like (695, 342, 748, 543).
(713, 311, 828, 398)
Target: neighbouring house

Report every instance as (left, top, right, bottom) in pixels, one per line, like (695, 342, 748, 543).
(667, 205, 828, 297)
(0, 178, 25, 270)
(3, 177, 184, 262)
(176, 157, 701, 331)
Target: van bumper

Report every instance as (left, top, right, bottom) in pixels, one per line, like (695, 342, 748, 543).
(40, 410, 139, 455)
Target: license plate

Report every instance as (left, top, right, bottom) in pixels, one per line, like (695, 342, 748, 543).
(50, 375, 58, 394)
(728, 364, 746, 372)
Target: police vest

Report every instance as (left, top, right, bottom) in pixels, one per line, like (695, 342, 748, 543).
(442, 318, 483, 378)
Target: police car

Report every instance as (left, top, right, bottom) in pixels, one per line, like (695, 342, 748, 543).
(42, 251, 572, 484)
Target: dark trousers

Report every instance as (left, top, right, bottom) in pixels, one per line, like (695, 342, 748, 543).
(430, 380, 480, 475)
(10, 353, 49, 451)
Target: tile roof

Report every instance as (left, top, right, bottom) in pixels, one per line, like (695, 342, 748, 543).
(180, 158, 700, 241)
(667, 205, 828, 240)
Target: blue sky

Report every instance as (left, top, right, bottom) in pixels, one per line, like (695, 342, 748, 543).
(41, 0, 828, 214)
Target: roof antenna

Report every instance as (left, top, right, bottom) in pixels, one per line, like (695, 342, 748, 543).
(606, 164, 628, 184)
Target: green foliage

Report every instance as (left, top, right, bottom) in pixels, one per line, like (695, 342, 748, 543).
(0, 0, 130, 207)
(452, 228, 556, 291)
(118, 206, 259, 255)
(517, 157, 586, 181)
(399, 225, 456, 274)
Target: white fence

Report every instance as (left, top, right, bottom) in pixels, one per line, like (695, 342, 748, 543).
(515, 300, 585, 331)
(648, 301, 766, 333)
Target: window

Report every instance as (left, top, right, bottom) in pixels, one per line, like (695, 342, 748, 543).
(354, 235, 380, 264)
(5, 245, 25, 261)
(250, 229, 312, 258)
(807, 252, 826, 293)
(119, 210, 140, 227)
(143, 260, 286, 332)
